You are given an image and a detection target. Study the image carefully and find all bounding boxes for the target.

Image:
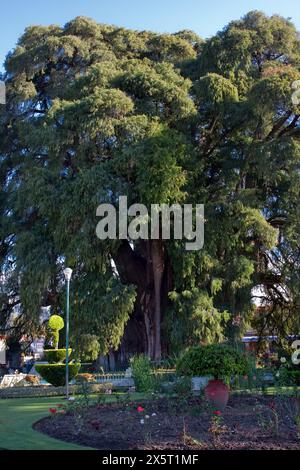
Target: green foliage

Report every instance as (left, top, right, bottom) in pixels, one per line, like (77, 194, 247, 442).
(1, 11, 300, 356)
(48, 315, 65, 349)
(71, 277, 137, 355)
(130, 355, 155, 392)
(35, 364, 81, 387)
(277, 368, 300, 386)
(48, 315, 65, 331)
(172, 377, 192, 396)
(164, 289, 229, 351)
(73, 334, 100, 362)
(43, 349, 72, 364)
(176, 344, 250, 379)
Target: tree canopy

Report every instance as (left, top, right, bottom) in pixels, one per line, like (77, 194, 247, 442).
(1, 11, 300, 358)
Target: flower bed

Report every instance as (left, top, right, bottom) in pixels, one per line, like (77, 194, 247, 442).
(34, 393, 300, 450)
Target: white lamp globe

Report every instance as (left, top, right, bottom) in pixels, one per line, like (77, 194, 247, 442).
(63, 268, 73, 281)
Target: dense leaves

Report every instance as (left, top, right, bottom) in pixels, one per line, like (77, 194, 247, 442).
(1, 11, 300, 358)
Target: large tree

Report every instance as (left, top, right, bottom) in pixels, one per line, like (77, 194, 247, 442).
(1, 12, 300, 359)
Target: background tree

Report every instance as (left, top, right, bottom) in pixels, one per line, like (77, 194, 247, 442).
(1, 11, 300, 359)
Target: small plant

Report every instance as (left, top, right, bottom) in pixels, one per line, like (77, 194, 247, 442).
(131, 355, 155, 392)
(208, 410, 227, 448)
(267, 400, 279, 437)
(181, 417, 203, 448)
(48, 315, 64, 349)
(76, 379, 91, 409)
(48, 404, 65, 418)
(173, 377, 191, 396)
(64, 399, 85, 434)
(49, 407, 57, 417)
(136, 405, 157, 444)
(255, 401, 279, 437)
(295, 415, 300, 439)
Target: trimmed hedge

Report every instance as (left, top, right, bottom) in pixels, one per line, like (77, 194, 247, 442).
(176, 344, 249, 379)
(0, 382, 113, 399)
(43, 349, 72, 364)
(36, 363, 80, 387)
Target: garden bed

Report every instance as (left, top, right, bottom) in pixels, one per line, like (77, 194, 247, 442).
(34, 393, 300, 450)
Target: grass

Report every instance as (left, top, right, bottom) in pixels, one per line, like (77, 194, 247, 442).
(0, 396, 92, 450)
(0, 392, 152, 450)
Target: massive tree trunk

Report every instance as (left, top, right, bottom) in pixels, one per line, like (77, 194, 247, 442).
(113, 239, 170, 359)
(151, 240, 164, 359)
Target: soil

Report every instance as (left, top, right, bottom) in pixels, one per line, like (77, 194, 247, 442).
(34, 394, 300, 450)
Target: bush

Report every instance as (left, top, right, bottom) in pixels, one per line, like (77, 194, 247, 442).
(43, 349, 72, 364)
(36, 363, 81, 387)
(176, 344, 249, 379)
(131, 355, 155, 392)
(48, 315, 64, 348)
(277, 368, 300, 386)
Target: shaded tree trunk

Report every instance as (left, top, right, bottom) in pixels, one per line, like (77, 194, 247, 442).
(113, 239, 171, 359)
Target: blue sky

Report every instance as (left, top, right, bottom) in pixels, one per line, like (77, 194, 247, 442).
(1, 0, 300, 71)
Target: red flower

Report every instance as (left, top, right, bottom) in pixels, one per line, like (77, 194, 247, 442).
(137, 406, 145, 413)
(89, 419, 101, 431)
(49, 408, 57, 414)
(213, 410, 222, 416)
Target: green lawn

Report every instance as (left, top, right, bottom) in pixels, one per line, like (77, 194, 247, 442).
(0, 396, 93, 450)
(0, 392, 152, 450)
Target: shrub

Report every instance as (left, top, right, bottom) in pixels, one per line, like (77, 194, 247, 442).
(43, 349, 72, 364)
(131, 355, 155, 392)
(277, 368, 300, 386)
(48, 315, 64, 348)
(176, 344, 249, 380)
(36, 363, 81, 387)
(173, 377, 191, 396)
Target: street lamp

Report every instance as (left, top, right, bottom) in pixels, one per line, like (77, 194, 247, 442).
(63, 267, 73, 399)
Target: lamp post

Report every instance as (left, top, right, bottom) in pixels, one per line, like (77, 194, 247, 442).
(63, 267, 73, 399)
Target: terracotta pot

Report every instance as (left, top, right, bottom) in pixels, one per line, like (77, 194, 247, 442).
(204, 379, 229, 411)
